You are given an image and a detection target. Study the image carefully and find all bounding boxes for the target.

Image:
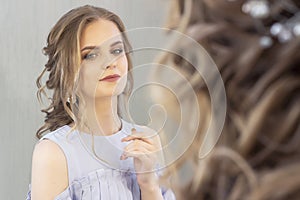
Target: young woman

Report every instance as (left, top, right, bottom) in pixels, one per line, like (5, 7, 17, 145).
(27, 5, 175, 200)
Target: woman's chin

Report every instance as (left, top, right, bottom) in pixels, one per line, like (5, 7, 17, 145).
(94, 91, 124, 99)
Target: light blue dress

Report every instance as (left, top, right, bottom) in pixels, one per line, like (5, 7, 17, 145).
(26, 119, 175, 200)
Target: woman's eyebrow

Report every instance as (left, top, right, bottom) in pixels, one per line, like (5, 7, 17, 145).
(81, 41, 123, 52)
(81, 46, 99, 52)
(110, 40, 123, 47)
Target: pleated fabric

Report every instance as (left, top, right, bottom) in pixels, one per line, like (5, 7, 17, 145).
(26, 120, 176, 200)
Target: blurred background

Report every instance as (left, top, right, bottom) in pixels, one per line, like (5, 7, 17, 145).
(0, 0, 170, 198)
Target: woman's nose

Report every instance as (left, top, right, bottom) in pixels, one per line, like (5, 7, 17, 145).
(106, 61, 117, 69)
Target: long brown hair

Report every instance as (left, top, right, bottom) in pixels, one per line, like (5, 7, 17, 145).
(36, 5, 133, 139)
(157, 0, 300, 199)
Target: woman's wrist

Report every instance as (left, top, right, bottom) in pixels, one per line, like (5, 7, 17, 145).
(140, 184, 163, 200)
(139, 181, 160, 192)
(137, 172, 159, 188)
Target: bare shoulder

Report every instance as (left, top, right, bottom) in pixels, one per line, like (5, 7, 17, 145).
(32, 139, 67, 168)
(30, 139, 68, 200)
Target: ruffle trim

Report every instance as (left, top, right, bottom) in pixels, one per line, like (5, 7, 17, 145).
(26, 168, 175, 200)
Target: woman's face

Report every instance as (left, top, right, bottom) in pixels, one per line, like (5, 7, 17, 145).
(78, 19, 128, 100)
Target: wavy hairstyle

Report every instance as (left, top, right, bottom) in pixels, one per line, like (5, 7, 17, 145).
(157, 0, 300, 199)
(36, 5, 133, 139)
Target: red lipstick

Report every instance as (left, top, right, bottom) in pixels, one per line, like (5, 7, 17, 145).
(100, 74, 120, 82)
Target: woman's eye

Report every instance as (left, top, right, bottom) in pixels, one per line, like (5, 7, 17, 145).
(83, 52, 99, 60)
(111, 48, 124, 55)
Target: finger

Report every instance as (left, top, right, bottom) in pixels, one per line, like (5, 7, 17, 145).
(120, 149, 149, 160)
(134, 128, 158, 138)
(124, 143, 153, 155)
(121, 136, 153, 146)
(122, 150, 151, 160)
(124, 139, 155, 152)
(121, 129, 154, 144)
(123, 145, 158, 162)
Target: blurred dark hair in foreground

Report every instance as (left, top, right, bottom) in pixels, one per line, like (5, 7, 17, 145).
(155, 0, 300, 199)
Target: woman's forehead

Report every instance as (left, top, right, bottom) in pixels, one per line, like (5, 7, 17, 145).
(80, 19, 122, 49)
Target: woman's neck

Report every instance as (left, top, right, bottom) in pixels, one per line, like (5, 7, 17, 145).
(81, 96, 122, 136)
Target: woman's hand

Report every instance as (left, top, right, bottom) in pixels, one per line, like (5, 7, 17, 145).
(120, 127, 162, 188)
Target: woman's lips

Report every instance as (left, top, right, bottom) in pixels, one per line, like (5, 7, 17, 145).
(99, 74, 120, 82)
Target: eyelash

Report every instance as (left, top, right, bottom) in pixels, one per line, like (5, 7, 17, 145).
(82, 52, 98, 60)
(111, 48, 124, 55)
(82, 48, 124, 60)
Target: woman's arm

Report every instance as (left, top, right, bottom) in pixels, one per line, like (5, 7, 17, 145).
(121, 127, 167, 199)
(140, 182, 164, 200)
(30, 139, 68, 200)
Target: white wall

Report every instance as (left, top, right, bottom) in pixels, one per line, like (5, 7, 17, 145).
(0, 0, 169, 198)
